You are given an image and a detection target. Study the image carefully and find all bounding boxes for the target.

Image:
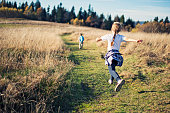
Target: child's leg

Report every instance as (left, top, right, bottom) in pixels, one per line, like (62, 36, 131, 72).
(79, 42, 81, 49)
(81, 42, 83, 48)
(108, 61, 121, 82)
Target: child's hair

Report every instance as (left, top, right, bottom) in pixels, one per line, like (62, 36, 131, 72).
(111, 22, 121, 46)
(111, 22, 121, 34)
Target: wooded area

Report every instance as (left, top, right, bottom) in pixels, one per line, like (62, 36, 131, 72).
(0, 0, 169, 33)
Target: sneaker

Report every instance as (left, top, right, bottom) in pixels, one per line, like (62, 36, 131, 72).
(108, 79, 113, 84)
(115, 79, 125, 92)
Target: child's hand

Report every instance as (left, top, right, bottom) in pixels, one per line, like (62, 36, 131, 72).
(137, 40, 143, 44)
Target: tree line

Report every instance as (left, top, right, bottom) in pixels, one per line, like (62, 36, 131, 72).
(0, 0, 169, 33)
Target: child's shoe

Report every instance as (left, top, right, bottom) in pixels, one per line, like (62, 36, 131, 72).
(108, 79, 113, 84)
(115, 79, 125, 92)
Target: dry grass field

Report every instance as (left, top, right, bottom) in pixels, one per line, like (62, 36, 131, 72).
(0, 21, 74, 112)
(0, 19, 169, 112)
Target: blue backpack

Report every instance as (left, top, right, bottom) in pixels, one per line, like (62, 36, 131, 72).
(79, 36, 84, 42)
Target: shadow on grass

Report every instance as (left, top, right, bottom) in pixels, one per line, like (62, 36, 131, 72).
(65, 41, 78, 46)
(138, 90, 170, 94)
(68, 53, 80, 64)
(55, 74, 95, 112)
(132, 71, 147, 82)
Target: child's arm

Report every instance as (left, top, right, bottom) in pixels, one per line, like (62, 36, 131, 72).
(96, 37, 102, 42)
(124, 37, 143, 43)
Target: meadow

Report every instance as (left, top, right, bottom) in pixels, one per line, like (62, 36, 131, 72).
(0, 19, 169, 112)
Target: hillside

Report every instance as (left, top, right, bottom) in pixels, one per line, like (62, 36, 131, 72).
(0, 19, 169, 112)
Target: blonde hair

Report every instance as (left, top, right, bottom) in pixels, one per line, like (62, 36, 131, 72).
(111, 22, 121, 46)
(111, 22, 121, 34)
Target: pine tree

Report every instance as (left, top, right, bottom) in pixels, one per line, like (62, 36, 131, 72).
(136, 20, 140, 25)
(125, 18, 135, 28)
(88, 4, 92, 16)
(41, 8, 47, 21)
(1, 0, 7, 7)
(70, 6, 76, 19)
(159, 19, 163, 23)
(154, 16, 159, 22)
(35, 0, 41, 12)
(21, 2, 25, 12)
(47, 5, 50, 21)
(51, 6, 57, 22)
(8, 1, 12, 8)
(104, 15, 113, 30)
(25, 2, 28, 10)
(30, 1, 35, 12)
(120, 15, 125, 24)
(63, 10, 70, 23)
(14, 1, 17, 9)
(82, 10, 88, 24)
(164, 16, 169, 24)
(56, 3, 64, 23)
(99, 13, 105, 28)
(77, 7, 83, 20)
(114, 15, 120, 22)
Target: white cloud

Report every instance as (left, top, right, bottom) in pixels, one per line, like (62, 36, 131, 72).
(111, 5, 170, 21)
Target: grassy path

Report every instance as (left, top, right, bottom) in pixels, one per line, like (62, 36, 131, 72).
(59, 35, 169, 112)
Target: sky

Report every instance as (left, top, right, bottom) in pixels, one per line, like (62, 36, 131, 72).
(9, 0, 170, 21)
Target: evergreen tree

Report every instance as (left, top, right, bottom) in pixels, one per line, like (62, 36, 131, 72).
(21, 2, 25, 12)
(41, 8, 47, 21)
(25, 2, 28, 9)
(83, 10, 88, 23)
(136, 20, 140, 25)
(120, 15, 125, 24)
(114, 15, 120, 22)
(154, 16, 159, 22)
(63, 10, 70, 23)
(30, 1, 35, 12)
(35, 0, 41, 11)
(1, 0, 7, 7)
(56, 3, 64, 23)
(105, 15, 113, 30)
(164, 16, 169, 24)
(70, 6, 76, 19)
(77, 7, 83, 20)
(8, 1, 12, 8)
(98, 14, 104, 28)
(125, 18, 135, 28)
(159, 19, 163, 23)
(46, 5, 50, 21)
(88, 4, 92, 16)
(51, 6, 57, 22)
(14, 1, 17, 9)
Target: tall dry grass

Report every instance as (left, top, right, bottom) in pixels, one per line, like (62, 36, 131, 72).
(0, 25, 74, 112)
(120, 32, 170, 68)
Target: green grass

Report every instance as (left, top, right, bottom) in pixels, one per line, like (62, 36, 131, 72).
(58, 34, 169, 112)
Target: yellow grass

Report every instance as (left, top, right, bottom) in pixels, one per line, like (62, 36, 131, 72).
(0, 27, 64, 51)
(0, 23, 74, 112)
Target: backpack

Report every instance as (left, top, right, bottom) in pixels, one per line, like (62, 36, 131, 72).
(80, 36, 84, 42)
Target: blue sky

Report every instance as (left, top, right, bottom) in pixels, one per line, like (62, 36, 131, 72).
(10, 0, 170, 21)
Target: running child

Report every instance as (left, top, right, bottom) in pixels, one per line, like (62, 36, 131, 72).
(96, 22, 142, 92)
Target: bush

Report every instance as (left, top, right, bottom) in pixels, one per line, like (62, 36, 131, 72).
(132, 21, 170, 33)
